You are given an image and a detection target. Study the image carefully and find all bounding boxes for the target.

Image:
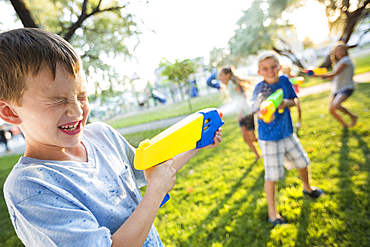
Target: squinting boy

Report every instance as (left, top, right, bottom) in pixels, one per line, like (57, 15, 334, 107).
(0, 28, 222, 246)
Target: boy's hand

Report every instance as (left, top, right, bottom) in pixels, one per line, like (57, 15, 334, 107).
(144, 159, 176, 196)
(201, 128, 222, 149)
(277, 99, 287, 111)
(279, 99, 295, 110)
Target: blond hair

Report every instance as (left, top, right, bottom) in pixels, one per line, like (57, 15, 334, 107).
(257, 51, 281, 70)
(330, 41, 349, 66)
(0, 28, 81, 106)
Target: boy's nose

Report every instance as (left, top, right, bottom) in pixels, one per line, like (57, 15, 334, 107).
(66, 99, 83, 118)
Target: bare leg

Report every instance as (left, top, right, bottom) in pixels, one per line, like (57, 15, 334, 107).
(329, 95, 348, 127)
(265, 181, 281, 220)
(334, 94, 357, 127)
(298, 167, 313, 193)
(240, 126, 260, 160)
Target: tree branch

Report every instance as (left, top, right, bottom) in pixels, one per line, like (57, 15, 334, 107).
(9, 0, 38, 28)
(63, 0, 126, 41)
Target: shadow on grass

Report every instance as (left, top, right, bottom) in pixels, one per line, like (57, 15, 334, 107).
(183, 161, 266, 246)
(294, 198, 311, 246)
(335, 128, 364, 245)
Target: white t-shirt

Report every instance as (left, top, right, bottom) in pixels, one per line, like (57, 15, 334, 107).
(332, 56, 355, 94)
(4, 122, 163, 247)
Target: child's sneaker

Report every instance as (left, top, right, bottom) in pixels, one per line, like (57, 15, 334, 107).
(303, 188, 324, 199)
(268, 217, 288, 227)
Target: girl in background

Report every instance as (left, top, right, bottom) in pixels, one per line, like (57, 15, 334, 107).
(219, 67, 261, 161)
(316, 41, 357, 128)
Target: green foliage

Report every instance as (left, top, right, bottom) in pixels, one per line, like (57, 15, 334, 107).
(160, 59, 198, 84)
(21, 0, 138, 94)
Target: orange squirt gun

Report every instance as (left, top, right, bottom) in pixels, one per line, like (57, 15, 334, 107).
(134, 108, 224, 207)
(290, 76, 305, 86)
(259, 89, 284, 123)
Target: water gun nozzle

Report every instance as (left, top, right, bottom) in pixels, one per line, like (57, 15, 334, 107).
(217, 110, 223, 119)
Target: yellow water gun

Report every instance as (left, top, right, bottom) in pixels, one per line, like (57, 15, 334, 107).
(134, 108, 224, 206)
(259, 89, 284, 123)
(304, 67, 327, 76)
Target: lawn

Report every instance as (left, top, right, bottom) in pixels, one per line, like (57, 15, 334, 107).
(148, 83, 370, 246)
(1, 83, 369, 246)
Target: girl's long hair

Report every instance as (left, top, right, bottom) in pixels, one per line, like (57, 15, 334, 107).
(330, 41, 349, 67)
(220, 67, 252, 96)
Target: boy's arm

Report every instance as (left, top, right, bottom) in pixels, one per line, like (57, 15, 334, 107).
(278, 98, 296, 110)
(312, 63, 348, 80)
(111, 160, 176, 247)
(111, 128, 221, 246)
(172, 128, 222, 172)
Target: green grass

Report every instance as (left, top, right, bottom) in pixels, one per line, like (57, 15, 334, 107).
(0, 155, 24, 247)
(140, 83, 369, 246)
(1, 84, 370, 246)
(105, 92, 224, 129)
(354, 55, 370, 75)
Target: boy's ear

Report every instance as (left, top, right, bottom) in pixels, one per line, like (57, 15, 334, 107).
(257, 70, 261, 75)
(0, 101, 22, 125)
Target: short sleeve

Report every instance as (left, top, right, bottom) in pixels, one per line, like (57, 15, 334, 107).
(9, 190, 112, 247)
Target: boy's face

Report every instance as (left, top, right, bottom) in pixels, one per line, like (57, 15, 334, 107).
(258, 57, 280, 84)
(12, 62, 90, 156)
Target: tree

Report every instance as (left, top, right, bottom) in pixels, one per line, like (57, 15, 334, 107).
(319, 0, 370, 66)
(4, 0, 140, 94)
(160, 58, 198, 110)
(209, 0, 304, 68)
(209, 0, 370, 69)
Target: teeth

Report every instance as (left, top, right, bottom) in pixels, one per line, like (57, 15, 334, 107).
(60, 123, 79, 131)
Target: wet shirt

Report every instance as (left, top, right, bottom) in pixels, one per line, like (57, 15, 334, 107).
(252, 76, 297, 141)
(332, 56, 355, 94)
(3, 122, 163, 247)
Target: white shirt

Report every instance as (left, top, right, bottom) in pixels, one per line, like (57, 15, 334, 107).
(332, 56, 355, 94)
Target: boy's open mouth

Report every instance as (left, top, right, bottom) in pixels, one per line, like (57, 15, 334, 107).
(58, 121, 81, 132)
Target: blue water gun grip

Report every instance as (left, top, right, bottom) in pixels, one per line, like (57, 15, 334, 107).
(196, 109, 225, 148)
(160, 193, 170, 207)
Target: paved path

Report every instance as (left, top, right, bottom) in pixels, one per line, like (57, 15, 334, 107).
(1, 72, 369, 157)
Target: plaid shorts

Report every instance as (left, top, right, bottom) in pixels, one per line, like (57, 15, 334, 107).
(258, 133, 310, 181)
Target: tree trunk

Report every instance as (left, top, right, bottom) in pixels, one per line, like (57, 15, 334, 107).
(9, 0, 38, 28)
